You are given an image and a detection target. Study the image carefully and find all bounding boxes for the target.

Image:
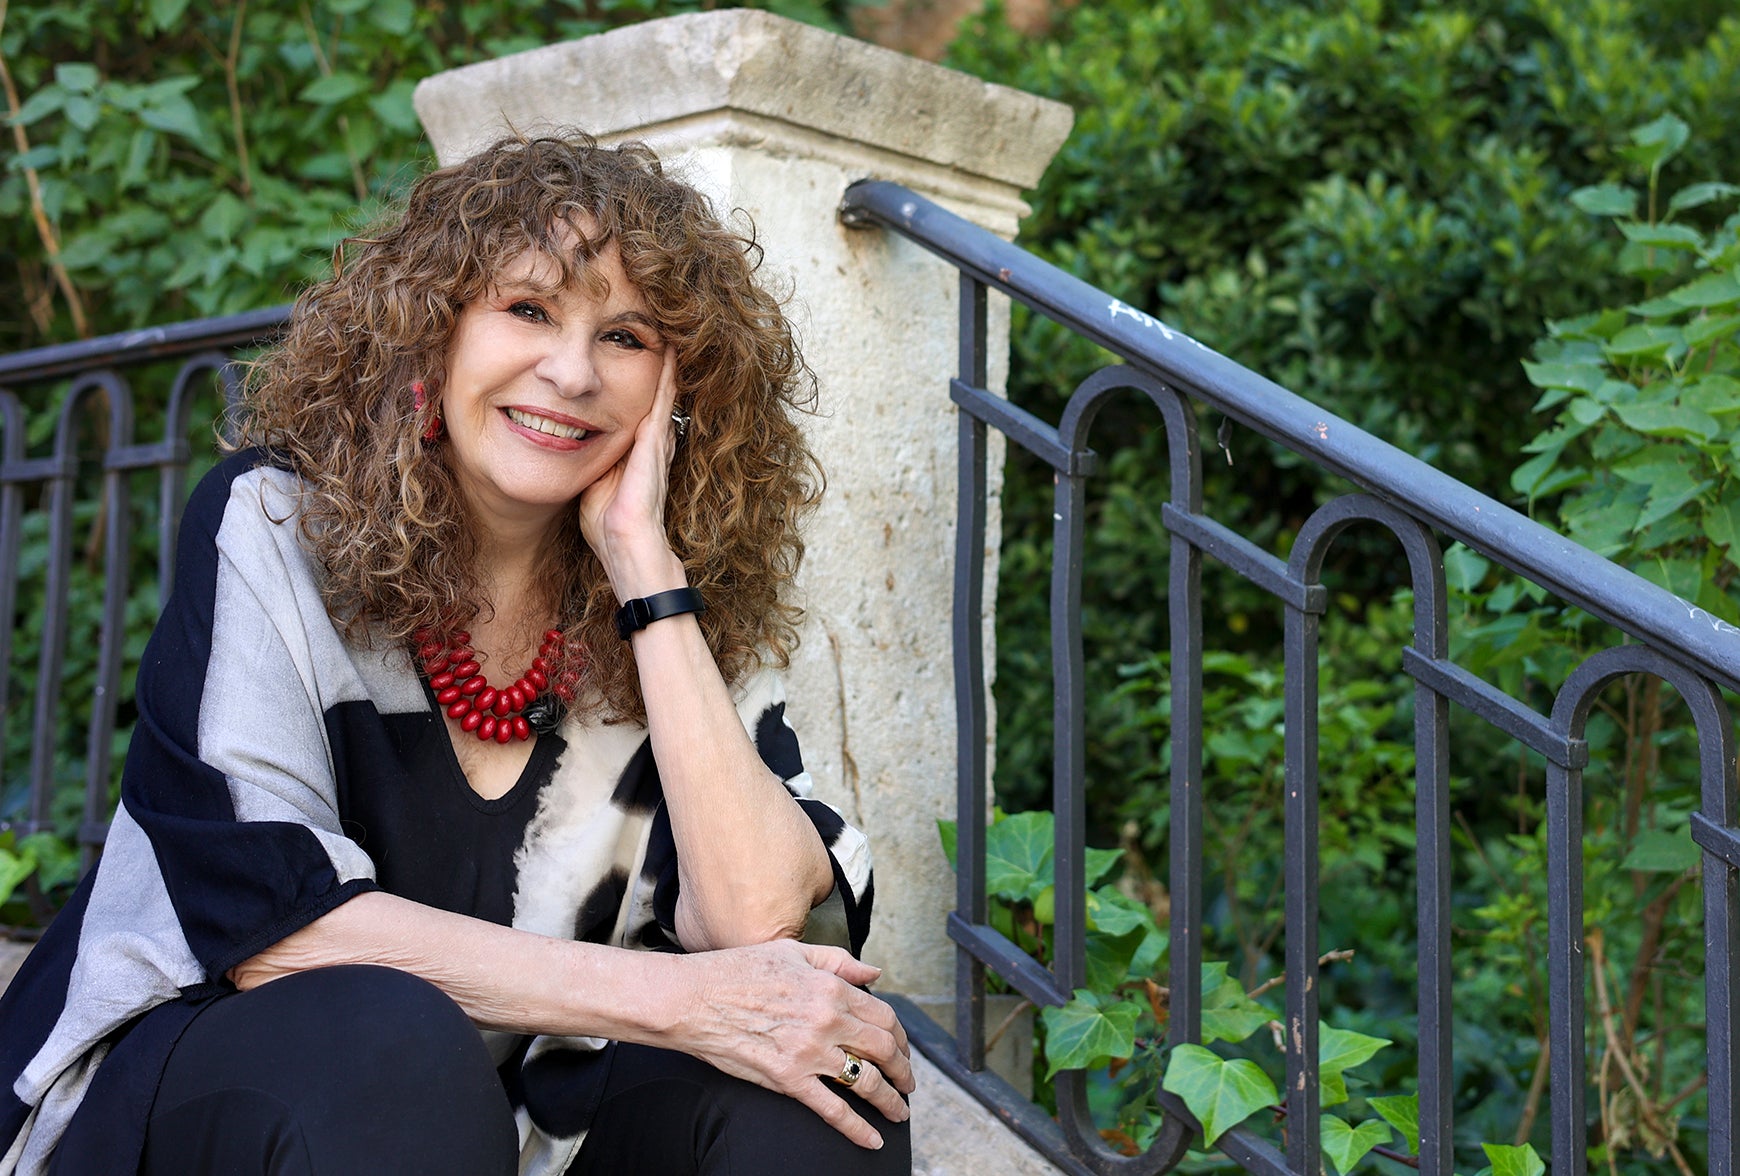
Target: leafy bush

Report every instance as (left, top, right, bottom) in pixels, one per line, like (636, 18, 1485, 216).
(0, 0, 861, 350)
(947, 111, 1736, 1171)
(945, 0, 1740, 813)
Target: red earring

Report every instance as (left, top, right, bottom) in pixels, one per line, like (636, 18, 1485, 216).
(412, 381, 442, 442)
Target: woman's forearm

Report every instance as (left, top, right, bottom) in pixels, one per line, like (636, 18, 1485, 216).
(228, 890, 686, 1039)
(227, 889, 914, 1149)
(628, 607, 835, 950)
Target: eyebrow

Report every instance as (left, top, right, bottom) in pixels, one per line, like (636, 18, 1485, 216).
(607, 311, 663, 335)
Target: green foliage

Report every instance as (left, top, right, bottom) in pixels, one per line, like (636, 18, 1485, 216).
(1160, 1044, 1276, 1147)
(1477, 1142, 1547, 1176)
(1368, 1093, 1421, 1154)
(1512, 115, 1740, 611)
(0, 0, 861, 349)
(1320, 1115, 1391, 1176)
(948, 0, 1740, 814)
(1040, 990, 1140, 1080)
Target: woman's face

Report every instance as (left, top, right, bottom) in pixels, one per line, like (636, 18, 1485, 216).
(440, 240, 666, 533)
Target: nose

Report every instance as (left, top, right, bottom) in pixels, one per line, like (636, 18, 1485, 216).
(534, 331, 600, 399)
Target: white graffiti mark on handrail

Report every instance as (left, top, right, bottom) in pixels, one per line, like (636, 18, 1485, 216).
(1108, 299, 1210, 351)
(1679, 596, 1740, 637)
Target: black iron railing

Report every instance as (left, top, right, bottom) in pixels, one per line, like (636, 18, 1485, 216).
(841, 180, 1739, 1176)
(0, 307, 289, 864)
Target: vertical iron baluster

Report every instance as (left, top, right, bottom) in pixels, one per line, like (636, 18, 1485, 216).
(84, 374, 134, 863)
(1410, 536, 1454, 1176)
(1695, 683, 1738, 1176)
(955, 273, 990, 1072)
(1163, 391, 1206, 1160)
(1282, 572, 1323, 1173)
(28, 383, 92, 836)
(1543, 757, 1586, 1171)
(1050, 404, 1093, 1140)
(0, 393, 24, 805)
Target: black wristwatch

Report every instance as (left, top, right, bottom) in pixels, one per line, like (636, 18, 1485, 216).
(615, 587, 706, 641)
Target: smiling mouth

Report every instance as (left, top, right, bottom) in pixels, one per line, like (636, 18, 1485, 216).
(505, 408, 593, 441)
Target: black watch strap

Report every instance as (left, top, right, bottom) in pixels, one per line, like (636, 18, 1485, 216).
(615, 587, 706, 641)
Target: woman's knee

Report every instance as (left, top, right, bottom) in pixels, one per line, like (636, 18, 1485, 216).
(146, 966, 516, 1175)
(573, 1043, 910, 1175)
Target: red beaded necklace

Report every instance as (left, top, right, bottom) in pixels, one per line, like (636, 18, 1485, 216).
(416, 627, 581, 743)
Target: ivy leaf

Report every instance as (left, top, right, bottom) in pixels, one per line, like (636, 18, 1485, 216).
(1085, 923, 1148, 992)
(1040, 989, 1139, 1077)
(1086, 886, 1154, 936)
(1317, 1024, 1390, 1107)
(0, 844, 37, 907)
(1569, 184, 1636, 218)
(1622, 827, 1699, 873)
(1322, 1115, 1391, 1176)
(1201, 962, 1275, 1044)
(1369, 1093, 1421, 1153)
(984, 810, 1053, 902)
(1481, 1142, 1545, 1176)
(936, 819, 957, 869)
(1083, 844, 1122, 887)
(1160, 1043, 1277, 1146)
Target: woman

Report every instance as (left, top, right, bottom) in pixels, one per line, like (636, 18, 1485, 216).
(0, 133, 912, 1175)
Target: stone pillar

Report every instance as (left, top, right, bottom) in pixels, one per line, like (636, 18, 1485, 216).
(415, 11, 1071, 999)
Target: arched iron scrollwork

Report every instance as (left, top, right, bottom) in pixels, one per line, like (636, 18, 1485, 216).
(841, 176, 1740, 1176)
(1546, 646, 1738, 1176)
(1283, 494, 1452, 1176)
(28, 372, 136, 865)
(1044, 364, 1201, 1174)
(0, 311, 282, 880)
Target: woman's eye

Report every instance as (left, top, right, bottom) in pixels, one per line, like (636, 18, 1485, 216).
(602, 328, 647, 349)
(508, 301, 550, 323)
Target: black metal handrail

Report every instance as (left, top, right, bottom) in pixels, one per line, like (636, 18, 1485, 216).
(0, 307, 290, 864)
(840, 179, 1739, 1176)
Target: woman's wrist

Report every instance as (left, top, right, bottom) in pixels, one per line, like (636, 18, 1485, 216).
(607, 546, 688, 604)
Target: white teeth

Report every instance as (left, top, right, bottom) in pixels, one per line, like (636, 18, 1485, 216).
(505, 408, 588, 440)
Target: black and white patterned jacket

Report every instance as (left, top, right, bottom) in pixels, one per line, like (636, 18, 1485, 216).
(0, 451, 873, 1175)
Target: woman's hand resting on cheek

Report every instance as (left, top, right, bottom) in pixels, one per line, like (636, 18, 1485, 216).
(669, 939, 914, 1150)
(579, 344, 687, 602)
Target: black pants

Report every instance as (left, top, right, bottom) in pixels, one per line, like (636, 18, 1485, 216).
(119, 966, 909, 1175)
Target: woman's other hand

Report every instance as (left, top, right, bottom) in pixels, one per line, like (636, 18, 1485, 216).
(578, 343, 686, 602)
(670, 939, 914, 1150)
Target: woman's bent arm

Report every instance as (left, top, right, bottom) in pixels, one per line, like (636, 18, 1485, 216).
(579, 349, 836, 950)
(228, 890, 912, 1148)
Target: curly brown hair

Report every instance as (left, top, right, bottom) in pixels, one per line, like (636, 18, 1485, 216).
(237, 132, 822, 722)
